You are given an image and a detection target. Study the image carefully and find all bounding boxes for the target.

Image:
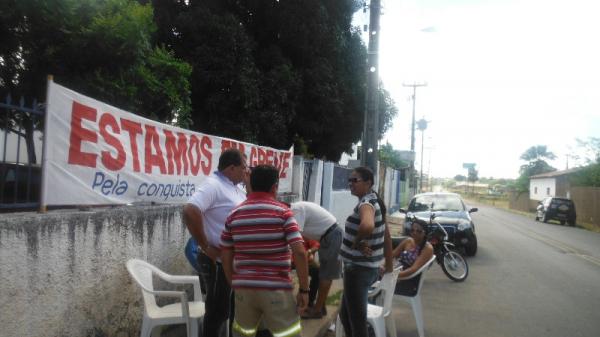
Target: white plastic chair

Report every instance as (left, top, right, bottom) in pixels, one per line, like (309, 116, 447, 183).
(367, 267, 403, 337)
(334, 266, 402, 337)
(393, 255, 436, 337)
(126, 259, 205, 337)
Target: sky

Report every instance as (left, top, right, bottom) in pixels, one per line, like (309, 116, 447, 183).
(358, 0, 600, 179)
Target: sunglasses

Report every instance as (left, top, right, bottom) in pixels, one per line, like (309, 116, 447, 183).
(347, 177, 363, 183)
(411, 228, 424, 234)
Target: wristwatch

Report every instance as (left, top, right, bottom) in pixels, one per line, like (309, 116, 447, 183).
(299, 288, 310, 294)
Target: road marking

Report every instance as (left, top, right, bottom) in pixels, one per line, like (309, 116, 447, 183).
(577, 254, 600, 267)
(505, 222, 600, 268)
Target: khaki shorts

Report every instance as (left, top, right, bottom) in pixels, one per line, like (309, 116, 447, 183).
(232, 289, 301, 337)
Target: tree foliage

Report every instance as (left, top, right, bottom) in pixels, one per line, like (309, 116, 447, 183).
(570, 163, 600, 187)
(0, 0, 192, 127)
(574, 137, 600, 165)
(378, 142, 408, 170)
(514, 145, 557, 192)
(567, 137, 600, 187)
(454, 174, 466, 182)
(153, 0, 396, 160)
(520, 145, 557, 162)
(2, 0, 397, 162)
(467, 168, 478, 182)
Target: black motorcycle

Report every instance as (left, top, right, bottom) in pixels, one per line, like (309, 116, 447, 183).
(412, 213, 469, 282)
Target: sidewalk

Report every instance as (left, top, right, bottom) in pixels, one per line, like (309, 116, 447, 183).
(157, 215, 407, 337)
(161, 279, 342, 337)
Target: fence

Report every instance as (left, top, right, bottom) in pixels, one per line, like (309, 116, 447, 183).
(0, 95, 45, 210)
(571, 186, 600, 226)
(508, 187, 600, 226)
(507, 191, 537, 212)
(302, 160, 313, 200)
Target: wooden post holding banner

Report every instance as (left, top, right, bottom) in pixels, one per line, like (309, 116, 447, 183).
(39, 74, 53, 213)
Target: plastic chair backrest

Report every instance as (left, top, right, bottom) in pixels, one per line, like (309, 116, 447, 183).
(397, 255, 436, 298)
(127, 259, 162, 308)
(415, 255, 436, 295)
(381, 267, 402, 315)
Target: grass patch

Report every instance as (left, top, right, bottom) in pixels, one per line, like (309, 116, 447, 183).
(576, 221, 600, 233)
(326, 289, 342, 306)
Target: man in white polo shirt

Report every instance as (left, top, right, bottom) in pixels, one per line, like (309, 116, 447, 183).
(183, 148, 248, 337)
(291, 201, 343, 319)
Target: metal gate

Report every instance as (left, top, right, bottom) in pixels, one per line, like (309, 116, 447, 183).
(302, 161, 313, 201)
(0, 95, 45, 210)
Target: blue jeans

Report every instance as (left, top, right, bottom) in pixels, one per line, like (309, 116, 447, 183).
(339, 263, 379, 337)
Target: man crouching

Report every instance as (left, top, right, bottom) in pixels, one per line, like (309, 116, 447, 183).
(221, 165, 309, 337)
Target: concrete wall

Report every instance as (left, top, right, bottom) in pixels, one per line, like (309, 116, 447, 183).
(327, 191, 358, 227)
(306, 159, 324, 204)
(0, 205, 191, 337)
(291, 155, 305, 197)
(0, 156, 402, 337)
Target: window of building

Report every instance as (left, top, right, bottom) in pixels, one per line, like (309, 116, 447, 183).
(546, 187, 551, 196)
(534, 187, 538, 194)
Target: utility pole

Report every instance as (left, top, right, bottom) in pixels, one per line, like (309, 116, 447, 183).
(417, 118, 428, 193)
(402, 82, 427, 195)
(361, 0, 381, 173)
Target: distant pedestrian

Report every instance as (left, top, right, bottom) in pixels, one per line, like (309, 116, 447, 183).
(339, 166, 393, 337)
(290, 201, 343, 319)
(221, 165, 309, 337)
(183, 148, 249, 337)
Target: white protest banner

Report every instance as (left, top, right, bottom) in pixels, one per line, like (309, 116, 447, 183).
(41, 81, 293, 206)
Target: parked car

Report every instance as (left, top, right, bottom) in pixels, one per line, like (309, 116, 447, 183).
(400, 192, 479, 256)
(535, 197, 576, 226)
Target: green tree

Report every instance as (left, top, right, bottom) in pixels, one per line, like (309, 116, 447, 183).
(570, 163, 600, 187)
(515, 145, 557, 192)
(567, 137, 600, 187)
(0, 0, 192, 127)
(153, 0, 395, 160)
(454, 174, 466, 182)
(378, 86, 398, 138)
(575, 137, 600, 164)
(468, 168, 478, 182)
(378, 142, 408, 169)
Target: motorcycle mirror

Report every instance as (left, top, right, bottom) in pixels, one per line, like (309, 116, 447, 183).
(399, 208, 407, 214)
(469, 207, 478, 213)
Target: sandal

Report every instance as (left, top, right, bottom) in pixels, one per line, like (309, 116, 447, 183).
(301, 307, 324, 319)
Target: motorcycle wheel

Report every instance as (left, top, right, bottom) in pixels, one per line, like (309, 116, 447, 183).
(441, 250, 469, 282)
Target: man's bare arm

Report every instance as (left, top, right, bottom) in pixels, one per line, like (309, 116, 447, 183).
(182, 204, 220, 261)
(290, 241, 309, 312)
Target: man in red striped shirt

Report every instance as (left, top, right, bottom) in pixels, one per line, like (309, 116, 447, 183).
(221, 165, 309, 337)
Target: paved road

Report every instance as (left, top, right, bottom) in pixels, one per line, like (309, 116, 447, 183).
(391, 203, 600, 337)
